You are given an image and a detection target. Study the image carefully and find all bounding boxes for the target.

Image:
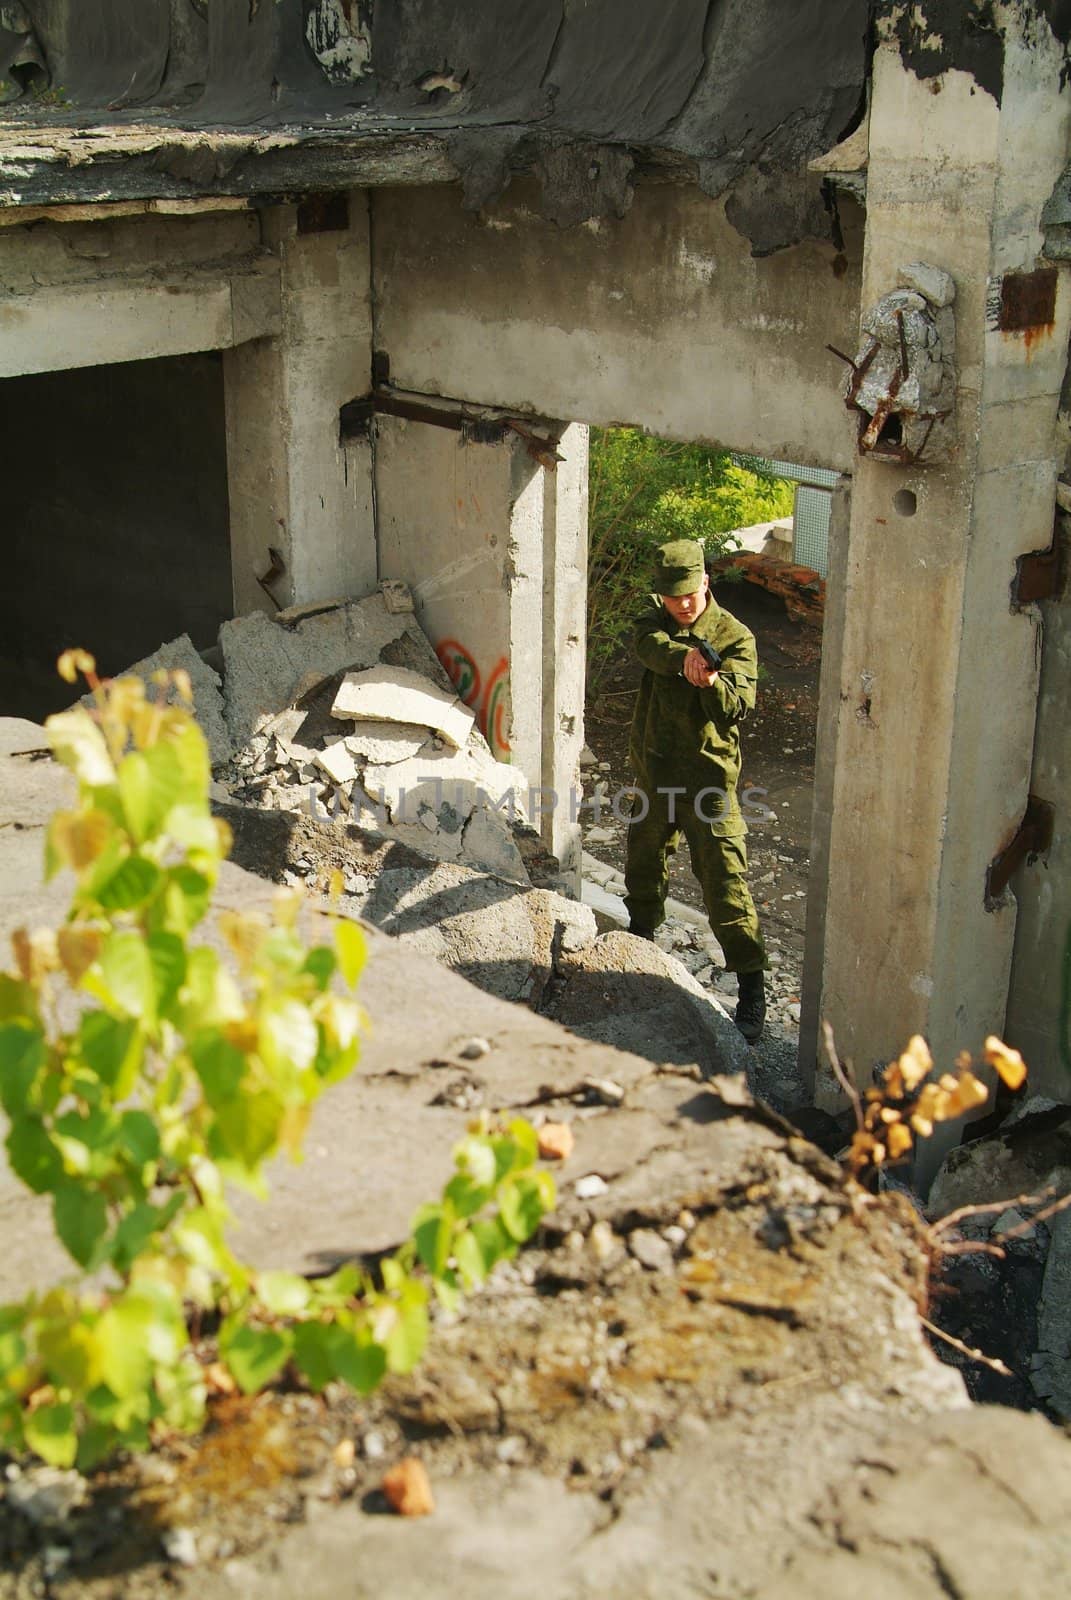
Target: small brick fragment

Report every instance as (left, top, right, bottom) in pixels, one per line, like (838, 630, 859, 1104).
(382, 1457, 435, 1517)
(538, 1122, 575, 1161)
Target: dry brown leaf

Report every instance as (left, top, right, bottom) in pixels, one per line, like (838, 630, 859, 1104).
(983, 1036, 1027, 1092)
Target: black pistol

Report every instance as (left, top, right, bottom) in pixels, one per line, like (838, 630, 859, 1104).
(694, 638, 722, 675)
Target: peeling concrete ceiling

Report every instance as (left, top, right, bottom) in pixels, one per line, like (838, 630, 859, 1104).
(0, 0, 871, 247)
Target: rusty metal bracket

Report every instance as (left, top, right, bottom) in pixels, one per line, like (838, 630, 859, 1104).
(339, 387, 563, 467)
(985, 795, 1056, 907)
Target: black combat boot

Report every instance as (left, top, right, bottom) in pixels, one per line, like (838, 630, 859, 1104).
(734, 970, 766, 1044)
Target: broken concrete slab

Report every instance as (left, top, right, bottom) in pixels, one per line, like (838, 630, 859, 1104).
(362, 739, 520, 827)
(220, 594, 432, 750)
(543, 929, 752, 1078)
(331, 663, 475, 749)
(312, 741, 360, 788)
(109, 633, 231, 768)
(343, 720, 433, 765)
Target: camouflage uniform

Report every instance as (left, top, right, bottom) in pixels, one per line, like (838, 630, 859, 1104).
(623, 573, 766, 975)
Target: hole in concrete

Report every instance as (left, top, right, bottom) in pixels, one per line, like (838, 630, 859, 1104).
(893, 489, 918, 517)
(877, 413, 903, 447)
(1, 352, 232, 721)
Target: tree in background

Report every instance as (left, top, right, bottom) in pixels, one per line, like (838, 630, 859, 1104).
(586, 428, 793, 686)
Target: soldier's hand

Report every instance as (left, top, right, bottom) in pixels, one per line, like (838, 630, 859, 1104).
(683, 647, 718, 687)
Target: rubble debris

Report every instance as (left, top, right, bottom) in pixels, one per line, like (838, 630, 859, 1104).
(710, 552, 825, 624)
(107, 633, 230, 767)
(538, 1122, 575, 1162)
(331, 663, 474, 750)
(382, 1458, 435, 1518)
(220, 591, 441, 750)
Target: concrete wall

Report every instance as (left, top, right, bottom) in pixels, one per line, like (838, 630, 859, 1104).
(0, 352, 231, 720)
(374, 416, 522, 760)
(371, 180, 862, 471)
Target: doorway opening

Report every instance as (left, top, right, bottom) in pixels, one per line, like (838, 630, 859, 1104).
(579, 426, 838, 1105)
(1, 351, 232, 721)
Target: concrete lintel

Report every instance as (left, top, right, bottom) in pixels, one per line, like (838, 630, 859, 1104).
(0, 264, 282, 379)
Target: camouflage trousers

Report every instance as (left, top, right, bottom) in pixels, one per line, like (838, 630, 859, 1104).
(622, 789, 766, 974)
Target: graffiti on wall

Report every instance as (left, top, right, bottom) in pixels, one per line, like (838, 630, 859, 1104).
(436, 639, 511, 761)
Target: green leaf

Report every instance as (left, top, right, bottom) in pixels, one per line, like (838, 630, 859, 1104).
(291, 1320, 335, 1392)
(220, 1317, 293, 1395)
(454, 1227, 489, 1287)
(507, 1118, 539, 1166)
(164, 866, 213, 934)
(168, 722, 211, 807)
(469, 1216, 516, 1272)
(117, 1110, 160, 1166)
(24, 1400, 77, 1468)
(76, 1422, 119, 1473)
(412, 1204, 452, 1276)
(444, 1171, 493, 1220)
(310, 1263, 362, 1306)
(256, 1271, 311, 1316)
(259, 999, 318, 1075)
(53, 1183, 110, 1269)
(79, 1012, 141, 1091)
(45, 710, 115, 788)
(333, 920, 366, 989)
(498, 1174, 547, 1244)
(111, 1197, 182, 1275)
(0, 1020, 46, 1117)
(182, 949, 243, 1028)
(454, 1134, 496, 1190)
(95, 1302, 154, 1402)
(189, 1031, 245, 1105)
(383, 1288, 428, 1375)
(95, 855, 162, 914)
(214, 1090, 285, 1170)
(101, 932, 156, 1020)
(302, 948, 336, 991)
(6, 1118, 63, 1193)
(326, 1323, 387, 1394)
(147, 931, 186, 1015)
(167, 805, 224, 856)
(0, 973, 36, 1023)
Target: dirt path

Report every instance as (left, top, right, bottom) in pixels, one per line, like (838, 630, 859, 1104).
(582, 577, 822, 1102)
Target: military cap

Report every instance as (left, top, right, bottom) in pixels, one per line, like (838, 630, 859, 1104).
(652, 539, 707, 596)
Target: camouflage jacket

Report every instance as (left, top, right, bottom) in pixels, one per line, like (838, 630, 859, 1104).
(628, 593, 758, 834)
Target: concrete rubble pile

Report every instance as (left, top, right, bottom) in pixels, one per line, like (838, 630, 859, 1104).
(121, 586, 535, 886)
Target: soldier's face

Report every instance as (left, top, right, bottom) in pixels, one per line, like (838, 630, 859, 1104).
(661, 573, 709, 626)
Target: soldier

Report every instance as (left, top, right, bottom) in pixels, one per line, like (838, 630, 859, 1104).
(623, 538, 767, 1042)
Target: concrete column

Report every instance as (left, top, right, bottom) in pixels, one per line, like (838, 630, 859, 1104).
(223, 195, 375, 615)
(539, 423, 589, 887)
(816, 18, 1071, 1182)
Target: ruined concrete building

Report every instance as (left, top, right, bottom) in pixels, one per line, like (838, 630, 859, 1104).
(2, 2, 1070, 1174)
